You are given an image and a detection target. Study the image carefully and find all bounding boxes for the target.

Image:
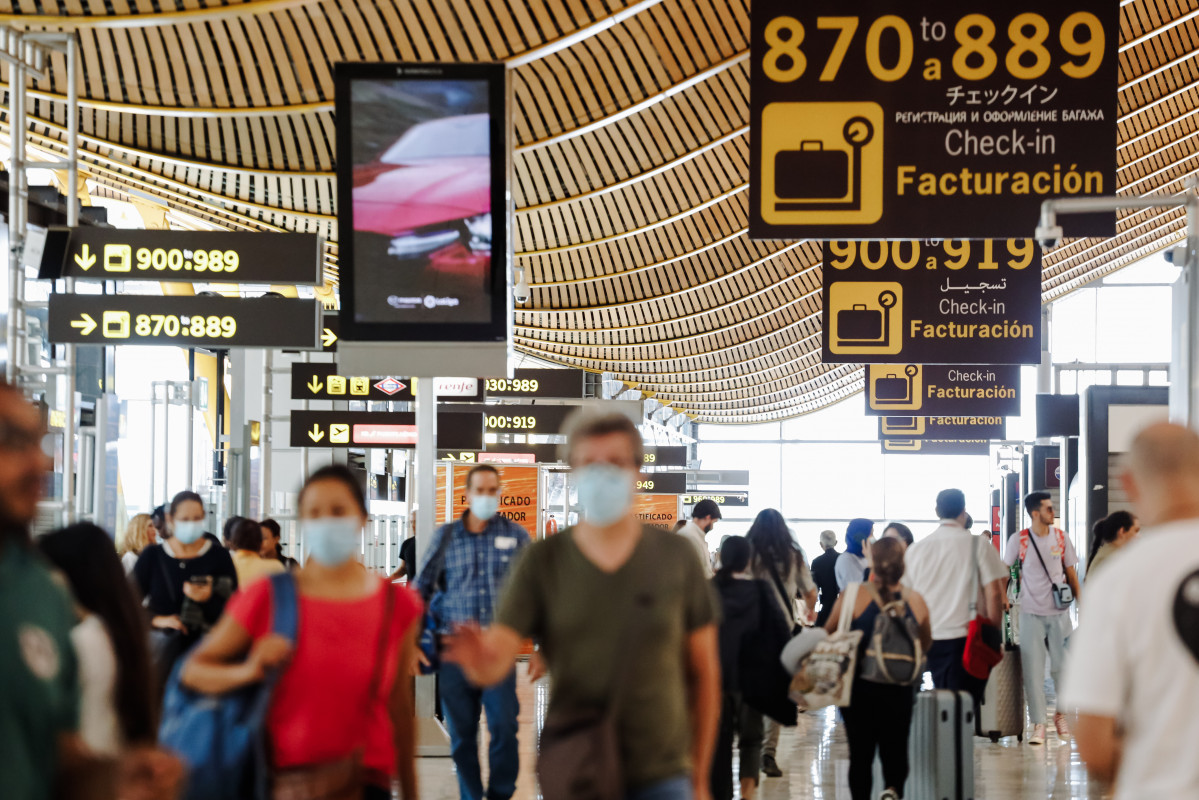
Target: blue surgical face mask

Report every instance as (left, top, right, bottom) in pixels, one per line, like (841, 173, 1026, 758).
(303, 517, 361, 567)
(576, 464, 634, 527)
(470, 494, 499, 522)
(172, 519, 205, 545)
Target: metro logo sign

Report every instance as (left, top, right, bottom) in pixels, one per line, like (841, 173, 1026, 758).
(373, 377, 407, 396)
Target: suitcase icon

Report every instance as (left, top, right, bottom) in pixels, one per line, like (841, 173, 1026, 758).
(875, 374, 911, 402)
(774, 116, 874, 213)
(776, 142, 849, 200)
(834, 289, 898, 349)
(886, 417, 920, 432)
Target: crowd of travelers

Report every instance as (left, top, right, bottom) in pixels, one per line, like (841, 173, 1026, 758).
(1, 379, 1195, 800)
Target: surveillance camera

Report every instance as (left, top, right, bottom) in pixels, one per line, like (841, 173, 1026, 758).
(513, 268, 531, 305)
(1164, 246, 1189, 265)
(1034, 224, 1063, 250)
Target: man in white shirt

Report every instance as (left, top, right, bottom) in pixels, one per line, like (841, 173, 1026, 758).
(1063, 423, 1199, 799)
(904, 488, 1007, 705)
(681, 498, 720, 578)
(1004, 491, 1081, 745)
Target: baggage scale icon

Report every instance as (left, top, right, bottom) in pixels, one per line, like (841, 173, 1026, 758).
(871, 364, 921, 410)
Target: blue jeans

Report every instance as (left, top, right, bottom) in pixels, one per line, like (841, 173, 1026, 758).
(1018, 612, 1068, 726)
(439, 662, 520, 800)
(627, 775, 693, 800)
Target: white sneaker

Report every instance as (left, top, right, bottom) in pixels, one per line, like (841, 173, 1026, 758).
(1054, 713, 1071, 740)
(1028, 724, 1046, 745)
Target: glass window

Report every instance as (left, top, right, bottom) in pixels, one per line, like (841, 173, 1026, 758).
(781, 399, 877, 441)
(1149, 370, 1169, 386)
(779, 443, 885, 521)
(1095, 285, 1172, 363)
(1116, 370, 1144, 386)
(695, 441, 781, 519)
(1102, 253, 1180, 284)
(697, 422, 781, 441)
(1051, 288, 1096, 363)
(881, 455, 991, 530)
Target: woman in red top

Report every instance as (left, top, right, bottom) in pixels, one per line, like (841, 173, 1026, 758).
(182, 465, 422, 800)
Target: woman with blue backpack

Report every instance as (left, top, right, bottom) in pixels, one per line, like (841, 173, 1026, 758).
(822, 537, 933, 800)
(175, 465, 423, 800)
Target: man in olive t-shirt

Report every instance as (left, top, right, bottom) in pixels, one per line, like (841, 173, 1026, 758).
(498, 525, 718, 788)
(0, 384, 81, 800)
(445, 411, 721, 800)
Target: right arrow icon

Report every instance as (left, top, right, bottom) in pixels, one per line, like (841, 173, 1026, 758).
(69, 313, 97, 336)
(307, 424, 324, 443)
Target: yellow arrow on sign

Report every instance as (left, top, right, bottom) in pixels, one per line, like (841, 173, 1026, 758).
(307, 424, 324, 443)
(70, 313, 97, 336)
(307, 376, 323, 393)
(321, 327, 337, 348)
(74, 244, 96, 271)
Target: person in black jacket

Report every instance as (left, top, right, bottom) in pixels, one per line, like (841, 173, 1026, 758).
(811, 530, 841, 628)
(711, 536, 764, 800)
(711, 536, 794, 800)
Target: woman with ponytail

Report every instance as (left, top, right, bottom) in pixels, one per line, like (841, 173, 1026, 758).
(1087, 510, 1139, 582)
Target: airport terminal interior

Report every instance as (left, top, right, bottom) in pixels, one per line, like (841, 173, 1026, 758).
(1, 0, 1198, 799)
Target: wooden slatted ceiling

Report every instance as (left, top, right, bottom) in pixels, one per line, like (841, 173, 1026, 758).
(0, 0, 1195, 421)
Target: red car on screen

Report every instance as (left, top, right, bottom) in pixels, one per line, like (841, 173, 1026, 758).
(352, 113, 492, 275)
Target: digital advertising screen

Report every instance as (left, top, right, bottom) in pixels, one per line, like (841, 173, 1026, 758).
(335, 63, 509, 342)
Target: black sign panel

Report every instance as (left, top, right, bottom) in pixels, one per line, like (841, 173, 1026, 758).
(49, 294, 320, 349)
(483, 369, 586, 399)
(40, 228, 323, 284)
(636, 472, 686, 495)
(821, 239, 1040, 364)
(318, 315, 339, 352)
(465, 405, 577, 435)
(682, 492, 750, 507)
(439, 446, 561, 465)
(865, 364, 1020, 416)
(288, 411, 482, 450)
(881, 439, 991, 455)
(643, 446, 688, 468)
(749, 0, 1117, 240)
(879, 416, 1005, 440)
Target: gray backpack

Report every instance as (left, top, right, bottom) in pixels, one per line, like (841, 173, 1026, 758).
(859, 584, 923, 686)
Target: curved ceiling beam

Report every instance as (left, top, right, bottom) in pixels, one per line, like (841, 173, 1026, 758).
(0, 0, 317, 29)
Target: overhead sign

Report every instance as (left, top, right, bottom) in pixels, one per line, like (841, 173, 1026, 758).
(40, 228, 323, 284)
(472, 404, 576, 435)
(865, 364, 1021, 415)
(881, 439, 991, 455)
(643, 446, 688, 468)
(821, 239, 1041, 364)
(444, 464, 540, 537)
(635, 494, 680, 526)
(879, 416, 1006, 439)
(484, 369, 586, 399)
(749, 0, 1117, 240)
(288, 410, 482, 450)
(439, 444, 562, 464)
(49, 294, 320, 349)
(290, 365, 484, 402)
(636, 472, 686, 495)
(682, 492, 750, 507)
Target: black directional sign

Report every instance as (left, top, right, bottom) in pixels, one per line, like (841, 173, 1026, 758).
(483, 369, 586, 399)
(290, 365, 485, 402)
(865, 364, 1021, 416)
(879, 416, 1006, 440)
(683, 492, 750, 507)
(40, 228, 323, 284)
(636, 472, 686, 494)
(881, 439, 991, 455)
(643, 446, 688, 468)
(821, 239, 1041, 365)
(49, 294, 320, 348)
(439, 444, 562, 464)
(750, 0, 1118, 240)
(288, 411, 482, 450)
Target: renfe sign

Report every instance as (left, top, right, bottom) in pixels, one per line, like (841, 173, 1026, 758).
(749, 0, 1117, 240)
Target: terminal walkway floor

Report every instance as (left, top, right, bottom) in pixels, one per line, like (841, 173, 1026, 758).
(416, 665, 1108, 800)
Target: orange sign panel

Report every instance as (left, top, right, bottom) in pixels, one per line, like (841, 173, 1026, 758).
(635, 494, 679, 529)
(437, 464, 539, 538)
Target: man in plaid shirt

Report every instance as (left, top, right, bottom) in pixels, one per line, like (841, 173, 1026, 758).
(416, 464, 530, 800)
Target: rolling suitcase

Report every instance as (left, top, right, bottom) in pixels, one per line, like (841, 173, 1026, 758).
(977, 615, 1024, 742)
(908, 690, 974, 800)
